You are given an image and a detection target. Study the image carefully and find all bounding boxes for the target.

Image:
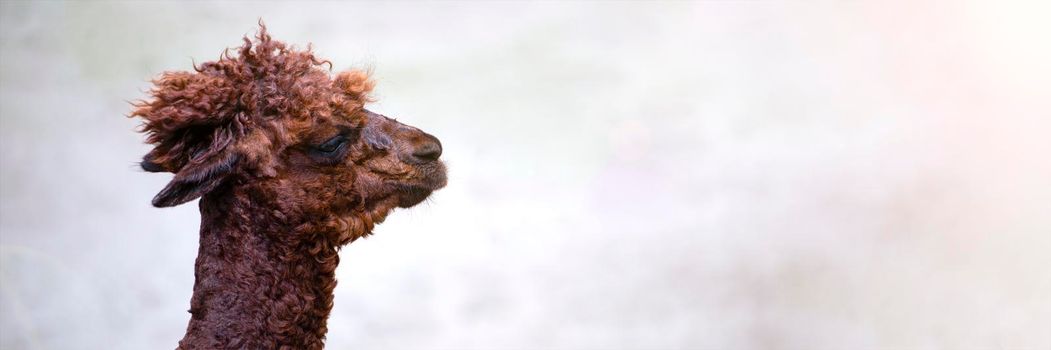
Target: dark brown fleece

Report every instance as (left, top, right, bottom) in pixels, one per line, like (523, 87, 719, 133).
(130, 24, 446, 349)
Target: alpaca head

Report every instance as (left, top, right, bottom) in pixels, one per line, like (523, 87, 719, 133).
(132, 26, 446, 243)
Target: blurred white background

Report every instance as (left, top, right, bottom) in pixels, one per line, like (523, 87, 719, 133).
(2, 1, 1049, 349)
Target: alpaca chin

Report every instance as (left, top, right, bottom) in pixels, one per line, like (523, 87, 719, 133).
(397, 187, 434, 208)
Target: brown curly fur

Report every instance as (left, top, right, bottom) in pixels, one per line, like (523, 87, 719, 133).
(130, 24, 446, 349)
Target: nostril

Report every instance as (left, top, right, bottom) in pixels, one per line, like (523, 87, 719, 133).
(412, 140, 442, 161)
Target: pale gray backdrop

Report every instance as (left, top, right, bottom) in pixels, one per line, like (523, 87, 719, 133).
(2, 1, 1049, 349)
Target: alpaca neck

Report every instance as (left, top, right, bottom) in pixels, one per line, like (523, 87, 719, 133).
(177, 190, 341, 350)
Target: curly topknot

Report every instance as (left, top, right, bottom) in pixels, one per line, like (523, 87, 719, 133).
(131, 24, 373, 176)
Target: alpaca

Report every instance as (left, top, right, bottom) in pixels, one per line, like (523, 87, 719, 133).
(130, 25, 446, 349)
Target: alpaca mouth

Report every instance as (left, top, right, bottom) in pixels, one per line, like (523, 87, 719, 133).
(396, 162, 446, 207)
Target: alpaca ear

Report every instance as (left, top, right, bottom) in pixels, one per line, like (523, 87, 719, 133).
(152, 150, 240, 207)
(141, 153, 167, 173)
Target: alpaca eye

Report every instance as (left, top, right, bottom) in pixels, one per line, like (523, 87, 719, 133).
(316, 136, 347, 153)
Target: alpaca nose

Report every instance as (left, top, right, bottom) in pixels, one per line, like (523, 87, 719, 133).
(411, 136, 442, 162)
